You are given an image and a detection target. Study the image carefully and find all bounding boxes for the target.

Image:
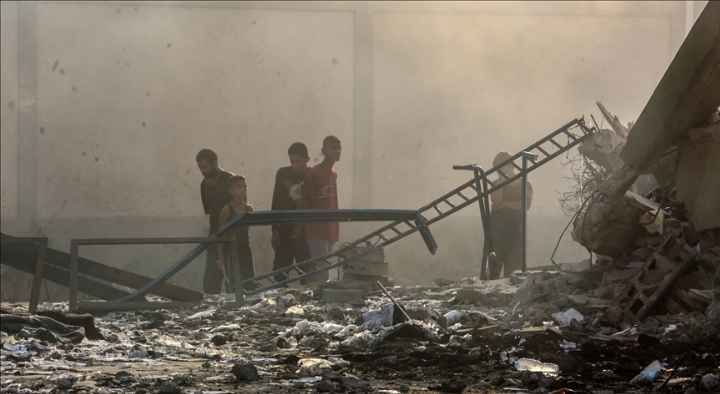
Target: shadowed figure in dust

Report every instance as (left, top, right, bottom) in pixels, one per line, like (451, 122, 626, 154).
(490, 150, 533, 279)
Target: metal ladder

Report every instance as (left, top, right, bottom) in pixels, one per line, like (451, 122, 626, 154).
(243, 117, 596, 295)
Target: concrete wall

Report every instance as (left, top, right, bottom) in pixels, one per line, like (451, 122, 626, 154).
(1, 1, 695, 299)
(1, 1, 18, 219)
(677, 141, 720, 231)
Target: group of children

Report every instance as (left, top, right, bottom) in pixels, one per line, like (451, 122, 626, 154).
(196, 136, 342, 294)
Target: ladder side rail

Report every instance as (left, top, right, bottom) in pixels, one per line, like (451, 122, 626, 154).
(244, 223, 412, 287)
(481, 118, 589, 181)
(243, 222, 429, 295)
(112, 210, 421, 302)
(483, 131, 595, 196)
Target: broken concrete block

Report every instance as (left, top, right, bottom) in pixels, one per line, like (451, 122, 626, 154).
(339, 246, 385, 263)
(672, 289, 709, 312)
(455, 288, 486, 304)
(509, 270, 525, 285)
(566, 294, 588, 306)
(513, 284, 550, 306)
(603, 268, 641, 285)
(323, 290, 364, 304)
(343, 260, 389, 277)
(341, 273, 390, 287)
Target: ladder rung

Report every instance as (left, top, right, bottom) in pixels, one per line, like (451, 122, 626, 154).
(433, 205, 443, 215)
(444, 199, 456, 208)
(468, 184, 480, 193)
(536, 145, 550, 156)
(562, 129, 578, 141)
(389, 226, 403, 235)
(403, 221, 416, 229)
(510, 161, 522, 171)
(548, 138, 564, 149)
(378, 233, 389, 242)
(456, 191, 470, 201)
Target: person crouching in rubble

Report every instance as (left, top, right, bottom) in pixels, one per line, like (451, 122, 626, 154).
(490, 151, 533, 279)
(217, 175, 256, 291)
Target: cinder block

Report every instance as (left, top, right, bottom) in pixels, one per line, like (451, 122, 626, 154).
(340, 246, 385, 263)
(342, 273, 390, 288)
(323, 289, 365, 304)
(343, 261, 389, 277)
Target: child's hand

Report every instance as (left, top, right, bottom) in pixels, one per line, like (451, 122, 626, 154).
(271, 229, 280, 250)
(217, 257, 226, 272)
(291, 224, 304, 240)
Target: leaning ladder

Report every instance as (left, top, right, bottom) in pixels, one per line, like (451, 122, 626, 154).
(243, 117, 596, 295)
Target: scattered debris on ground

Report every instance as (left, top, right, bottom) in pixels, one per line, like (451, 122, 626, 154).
(2, 250, 718, 394)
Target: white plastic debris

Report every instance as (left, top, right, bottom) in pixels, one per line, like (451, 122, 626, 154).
(629, 360, 662, 385)
(297, 358, 336, 376)
(663, 324, 677, 335)
(187, 309, 215, 320)
(293, 320, 321, 335)
(442, 310, 461, 327)
(285, 306, 305, 316)
(361, 303, 394, 328)
(551, 308, 584, 326)
(210, 324, 241, 332)
(514, 358, 559, 376)
(340, 331, 383, 350)
(333, 322, 354, 334)
(322, 323, 344, 333)
(559, 340, 578, 349)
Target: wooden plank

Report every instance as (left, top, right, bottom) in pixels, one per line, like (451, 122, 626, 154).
(1, 247, 129, 300)
(1, 235, 202, 301)
(688, 288, 714, 304)
(78, 301, 204, 312)
(673, 289, 709, 311)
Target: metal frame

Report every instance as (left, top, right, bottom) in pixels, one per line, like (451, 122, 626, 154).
(520, 151, 539, 272)
(114, 210, 431, 302)
(446, 118, 595, 279)
(69, 237, 242, 312)
(0, 237, 48, 313)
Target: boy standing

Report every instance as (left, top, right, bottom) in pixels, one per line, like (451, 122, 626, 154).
(270, 142, 313, 284)
(196, 149, 234, 294)
(299, 135, 342, 283)
(217, 175, 256, 291)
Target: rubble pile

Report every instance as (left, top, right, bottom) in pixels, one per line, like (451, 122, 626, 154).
(1, 262, 719, 394)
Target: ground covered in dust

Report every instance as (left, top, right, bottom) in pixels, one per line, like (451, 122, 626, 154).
(2, 269, 719, 394)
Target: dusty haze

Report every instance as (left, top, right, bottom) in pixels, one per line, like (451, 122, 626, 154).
(0, 1, 708, 297)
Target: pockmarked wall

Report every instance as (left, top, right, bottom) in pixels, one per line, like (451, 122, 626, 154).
(1, 2, 355, 299)
(35, 3, 354, 218)
(2, 2, 688, 297)
(1, 1, 18, 219)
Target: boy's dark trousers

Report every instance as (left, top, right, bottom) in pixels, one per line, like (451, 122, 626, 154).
(272, 229, 312, 285)
(220, 246, 256, 293)
(203, 237, 224, 294)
